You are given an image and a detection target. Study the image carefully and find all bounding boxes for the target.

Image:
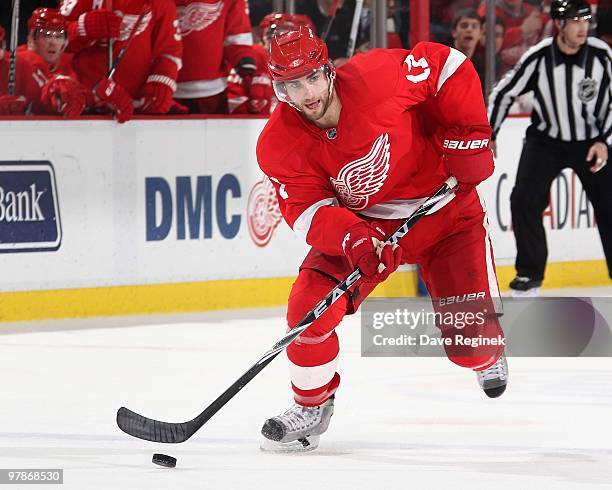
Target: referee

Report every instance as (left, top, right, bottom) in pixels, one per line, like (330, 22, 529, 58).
(489, 0, 612, 295)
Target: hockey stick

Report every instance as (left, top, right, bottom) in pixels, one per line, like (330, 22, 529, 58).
(321, 0, 341, 42)
(107, 0, 114, 74)
(107, 3, 150, 79)
(116, 176, 458, 444)
(346, 0, 363, 58)
(7, 0, 19, 95)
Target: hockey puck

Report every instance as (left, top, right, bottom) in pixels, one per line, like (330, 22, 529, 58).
(152, 453, 176, 468)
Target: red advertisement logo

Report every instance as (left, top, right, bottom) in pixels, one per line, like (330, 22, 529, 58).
(247, 177, 282, 247)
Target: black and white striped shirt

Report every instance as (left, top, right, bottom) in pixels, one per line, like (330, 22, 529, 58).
(488, 36, 612, 146)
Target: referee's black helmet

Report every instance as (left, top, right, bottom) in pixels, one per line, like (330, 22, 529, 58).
(551, 0, 592, 20)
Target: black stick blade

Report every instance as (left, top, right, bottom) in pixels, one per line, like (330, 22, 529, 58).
(116, 407, 191, 443)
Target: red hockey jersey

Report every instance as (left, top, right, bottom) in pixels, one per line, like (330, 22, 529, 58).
(0, 52, 40, 102)
(257, 43, 491, 256)
(174, 0, 255, 98)
(17, 46, 78, 89)
(227, 43, 273, 114)
(60, 0, 182, 98)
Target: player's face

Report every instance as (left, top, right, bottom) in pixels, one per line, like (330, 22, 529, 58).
(284, 69, 331, 121)
(33, 29, 68, 66)
(452, 17, 482, 53)
(561, 17, 590, 47)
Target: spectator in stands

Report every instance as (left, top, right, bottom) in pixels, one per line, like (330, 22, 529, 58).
(430, 0, 479, 44)
(60, 0, 183, 123)
(20, 8, 85, 118)
(480, 15, 506, 54)
(450, 8, 482, 59)
(478, 0, 548, 74)
(472, 16, 505, 88)
(0, 24, 40, 115)
(313, 0, 405, 67)
(296, 0, 365, 61)
(174, 0, 257, 114)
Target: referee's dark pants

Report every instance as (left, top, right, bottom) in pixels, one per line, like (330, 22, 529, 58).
(510, 126, 612, 281)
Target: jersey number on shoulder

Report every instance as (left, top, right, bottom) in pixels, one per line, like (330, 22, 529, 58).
(404, 55, 430, 84)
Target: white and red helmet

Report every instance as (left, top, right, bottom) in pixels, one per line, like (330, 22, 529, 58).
(28, 8, 67, 38)
(268, 25, 336, 105)
(268, 25, 337, 106)
(268, 26, 332, 81)
(259, 12, 314, 43)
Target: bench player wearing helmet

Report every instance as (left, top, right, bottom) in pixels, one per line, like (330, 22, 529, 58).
(19, 8, 86, 117)
(256, 27, 508, 452)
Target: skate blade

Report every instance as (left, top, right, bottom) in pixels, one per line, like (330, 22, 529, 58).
(260, 435, 320, 453)
(509, 287, 540, 298)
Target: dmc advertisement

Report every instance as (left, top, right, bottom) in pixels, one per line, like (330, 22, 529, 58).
(0, 117, 602, 293)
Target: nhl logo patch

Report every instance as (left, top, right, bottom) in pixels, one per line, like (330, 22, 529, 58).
(327, 128, 337, 140)
(578, 78, 597, 103)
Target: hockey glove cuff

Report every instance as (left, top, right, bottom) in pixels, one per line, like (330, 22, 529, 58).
(41, 75, 86, 118)
(236, 56, 257, 78)
(245, 75, 272, 114)
(94, 78, 133, 123)
(0, 95, 29, 115)
(73, 9, 121, 40)
(442, 125, 494, 189)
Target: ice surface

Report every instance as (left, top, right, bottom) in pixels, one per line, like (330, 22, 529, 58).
(1, 288, 611, 489)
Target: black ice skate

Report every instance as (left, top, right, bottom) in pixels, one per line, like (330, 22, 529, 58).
(260, 396, 335, 453)
(475, 353, 508, 398)
(509, 276, 542, 297)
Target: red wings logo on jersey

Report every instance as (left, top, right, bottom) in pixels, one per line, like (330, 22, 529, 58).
(118, 11, 153, 41)
(330, 133, 391, 211)
(247, 177, 282, 247)
(177, 1, 224, 37)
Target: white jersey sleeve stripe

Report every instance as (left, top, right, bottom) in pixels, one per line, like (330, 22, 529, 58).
(292, 197, 339, 242)
(436, 48, 466, 95)
(224, 32, 253, 46)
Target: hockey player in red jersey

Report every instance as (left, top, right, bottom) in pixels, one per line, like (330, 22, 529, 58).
(18, 8, 86, 118)
(228, 12, 314, 115)
(174, 0, 258, 114)
(0, 25, 41, 115)
(60, 0, 183, 122)
(257, 27, 508, 452)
